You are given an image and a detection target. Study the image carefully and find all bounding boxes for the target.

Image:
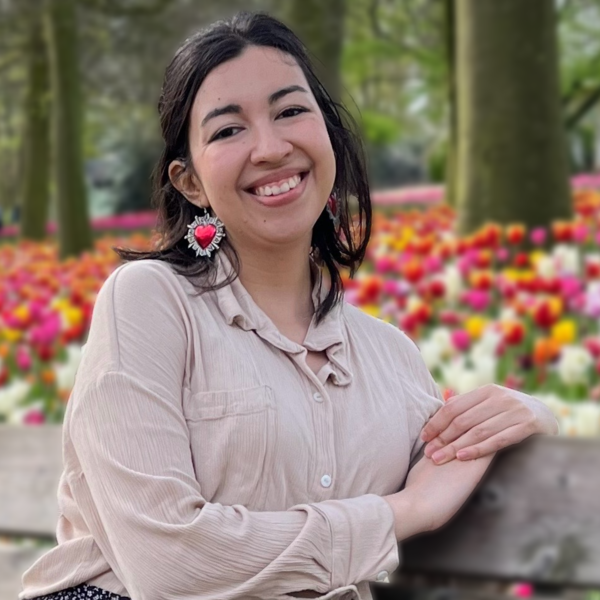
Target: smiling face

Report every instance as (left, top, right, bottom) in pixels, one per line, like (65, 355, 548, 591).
(169, 45, 336, 255)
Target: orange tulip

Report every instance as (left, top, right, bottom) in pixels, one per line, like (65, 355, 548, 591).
(533, 338, 560, 365)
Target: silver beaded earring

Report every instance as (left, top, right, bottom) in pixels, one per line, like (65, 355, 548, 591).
(184, 207, 226, 257)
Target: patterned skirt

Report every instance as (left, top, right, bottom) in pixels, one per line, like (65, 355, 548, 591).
(29, 583, 130, 600)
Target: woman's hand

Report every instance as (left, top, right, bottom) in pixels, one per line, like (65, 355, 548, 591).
(420, 383, 559, 465)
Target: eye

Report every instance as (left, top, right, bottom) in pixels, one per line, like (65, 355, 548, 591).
(210, 126, 243, 142)
(277, 106, 309, 119)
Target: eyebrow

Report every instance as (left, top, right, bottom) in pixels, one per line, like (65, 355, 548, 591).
(201, 85, 308, 127)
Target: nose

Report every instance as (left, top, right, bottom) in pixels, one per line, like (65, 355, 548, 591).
(249, 121, 293, 165)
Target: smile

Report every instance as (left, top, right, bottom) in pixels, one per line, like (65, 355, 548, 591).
(245, 171, 309, 208)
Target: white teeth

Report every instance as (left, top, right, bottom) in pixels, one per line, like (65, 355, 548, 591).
(253, 174, 302, 197)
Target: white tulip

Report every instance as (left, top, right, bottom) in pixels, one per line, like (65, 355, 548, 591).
(441, 264, 463, 304)
(536, 255, 556, 279)
(471, 354, 498, 387)
(556, 345, 593, 386)
(553, 244, 580, 276)
(430, 327, 454, 356)
(419, 340, 443, 371)
(573, 402, 600, 437)
(472, 327, 503, 357)
(0, 380, 31, 417)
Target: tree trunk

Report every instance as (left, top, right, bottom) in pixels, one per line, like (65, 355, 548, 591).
(20, 5, 51, 241)
(46, 0, 93, 259)
(443, 0, 457, 207)
(455, 0, 572, 236)
(288, 0, 346, 103)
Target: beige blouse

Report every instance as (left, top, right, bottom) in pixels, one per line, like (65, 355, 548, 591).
(20, 251, 443, 600)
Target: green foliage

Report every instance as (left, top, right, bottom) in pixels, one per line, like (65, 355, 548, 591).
(360, 110, 401, 145)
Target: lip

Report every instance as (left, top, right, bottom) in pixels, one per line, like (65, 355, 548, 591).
(246, 171, 309, 208)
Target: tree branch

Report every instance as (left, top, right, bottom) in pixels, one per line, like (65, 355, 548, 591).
(565, 82, 600, 129)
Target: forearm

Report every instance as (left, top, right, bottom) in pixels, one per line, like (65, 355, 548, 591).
(384, 452, 496, 540)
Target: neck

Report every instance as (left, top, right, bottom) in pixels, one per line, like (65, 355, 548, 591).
(233, 241, 316, 330)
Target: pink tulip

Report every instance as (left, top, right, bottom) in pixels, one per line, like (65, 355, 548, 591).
(24, 409, 46, 425)
(511, 583, 534, 598)
(16, 346, 32, 371)
(29, 313, 61, 346)
(530, 227, 547, 245)
(375, 256, 395, 274)
(496, 247, 509, 262)
(423, 255, 443, 274)
(450, 329, 471, 352)
(573, 223, 589, 243)
(461, 289, 491, 312)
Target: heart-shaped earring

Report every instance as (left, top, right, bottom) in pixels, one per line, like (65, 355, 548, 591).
(184, 208, 226, 257)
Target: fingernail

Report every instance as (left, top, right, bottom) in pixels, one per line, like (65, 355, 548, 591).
(432, 450, 445, 463)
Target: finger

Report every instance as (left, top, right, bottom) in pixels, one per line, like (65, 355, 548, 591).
(454, 423, 526, 460)
(423, 400, 507, 458)
(429, 412, 518, 464)
(420, 386, 492, 443)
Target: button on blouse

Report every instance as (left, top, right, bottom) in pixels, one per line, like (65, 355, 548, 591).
(20, 251, 443, 600)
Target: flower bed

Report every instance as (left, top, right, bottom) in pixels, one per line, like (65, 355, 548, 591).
(2, 189, 600, 435)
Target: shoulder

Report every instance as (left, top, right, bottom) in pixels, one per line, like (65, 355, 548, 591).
(96, 259, 189, 312)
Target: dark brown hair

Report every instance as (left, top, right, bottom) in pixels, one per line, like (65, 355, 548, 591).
(113, 10, 372, 324)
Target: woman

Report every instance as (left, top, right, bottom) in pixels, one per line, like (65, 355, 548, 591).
(21, 11, 557, 600)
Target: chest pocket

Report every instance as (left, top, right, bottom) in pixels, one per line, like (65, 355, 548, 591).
(184, 384, 277, 509)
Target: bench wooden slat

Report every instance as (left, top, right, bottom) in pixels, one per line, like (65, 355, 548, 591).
(0, 425, 62, 537)
(400, 436, 600, 588)
(0, 544, 49, 600)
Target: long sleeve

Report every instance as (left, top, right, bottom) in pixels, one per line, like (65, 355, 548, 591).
(65, 261, 399, 600)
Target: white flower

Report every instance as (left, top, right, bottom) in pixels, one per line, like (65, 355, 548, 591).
(572, 402, 600, 437)
(429, 327, 454, 356)
(440, 353, 497, 395)
(0, 380, 31, 417)
(419, 340, 444, 371)
(440, 264, 463, 304)
(454, 370, 481, 395)
(470, 354, 497, 386)
(556, 345, 593, 386)
(553, 244, 580, 276)
(536, 255, 556, 279)
(7, 400, 45, 425)
(406, 294, 423, 313)
(54, 343, 84, 393)
(471, 327, 502, 357)
(499, 307, 518, 322)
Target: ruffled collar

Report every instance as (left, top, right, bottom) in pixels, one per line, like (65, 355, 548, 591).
(212, 251, 353, 386)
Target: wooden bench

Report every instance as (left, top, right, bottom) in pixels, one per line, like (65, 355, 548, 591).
(0, 425, 62, 600)
(3, 427, 598, 600)
(372, 436, 600, 600)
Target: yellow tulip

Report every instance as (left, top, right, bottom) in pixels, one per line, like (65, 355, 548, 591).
(465, 316, 489, 340)
(361, 305, 381, 318)
(551, 320, 577, 346)
(3, 328, 22, 342)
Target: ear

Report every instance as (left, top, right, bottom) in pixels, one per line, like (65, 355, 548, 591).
(168, 160, 210, 209)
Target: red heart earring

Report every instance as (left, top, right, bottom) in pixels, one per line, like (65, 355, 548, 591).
(184, 208, 226, 257)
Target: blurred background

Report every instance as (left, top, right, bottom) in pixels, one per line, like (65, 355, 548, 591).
(2, 0, 600, 598)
